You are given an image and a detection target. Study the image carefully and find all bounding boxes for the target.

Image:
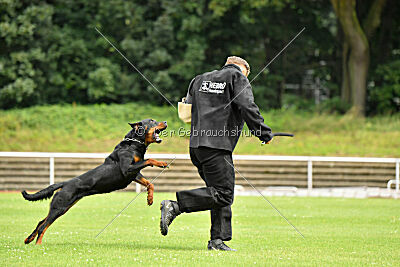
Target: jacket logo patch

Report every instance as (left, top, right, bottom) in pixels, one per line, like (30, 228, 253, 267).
(199, 81, 226, 94)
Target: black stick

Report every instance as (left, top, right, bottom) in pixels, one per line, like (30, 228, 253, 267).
(261, 132, 294, 145)
(271, 132, 294, 137)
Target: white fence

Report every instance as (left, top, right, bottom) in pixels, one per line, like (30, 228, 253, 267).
(0, 152, 399, 194)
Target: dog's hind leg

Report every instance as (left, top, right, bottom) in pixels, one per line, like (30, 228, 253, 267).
(35, 190, 80, 245)
(24, 217, 47, 244)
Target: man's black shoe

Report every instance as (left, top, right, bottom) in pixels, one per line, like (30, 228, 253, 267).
(207, 239, 237, 251)
(160, 200, 181, 236)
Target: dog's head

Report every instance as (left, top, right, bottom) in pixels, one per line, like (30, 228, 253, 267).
(127, 119, 168, 145)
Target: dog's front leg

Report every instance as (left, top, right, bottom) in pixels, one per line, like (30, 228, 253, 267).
(135, 173, 154, 206)
(126, 159, 168, 173)
(125, 160, 160, 175)
(145, 158, 168, 168)
(119, 151, 166, 176)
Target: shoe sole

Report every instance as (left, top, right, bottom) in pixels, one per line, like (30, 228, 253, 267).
(160, 200, 168, 236)
(208, 247, 237, 251)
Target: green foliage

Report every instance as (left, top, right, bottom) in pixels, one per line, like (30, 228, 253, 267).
(281, 94, 315, 112)
(253, 73, 284, 109)
(0, 2, 54, 108)
(368, 60, 400, 115)
(87, 58, 120, 101)
(0, 1, 398, 115)
(0, 0, 338, 110)
(317, 96, 351, 114)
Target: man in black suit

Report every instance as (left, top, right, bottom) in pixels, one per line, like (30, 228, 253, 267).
(160, 56, 273, 251)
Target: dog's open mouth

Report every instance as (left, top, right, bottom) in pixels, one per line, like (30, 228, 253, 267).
(153, 126, 167, 143)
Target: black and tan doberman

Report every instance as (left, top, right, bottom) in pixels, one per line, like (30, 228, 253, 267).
(21, 119, 168, 245)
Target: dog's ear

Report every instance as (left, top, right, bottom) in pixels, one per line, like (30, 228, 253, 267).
(128, 122, 143, 131)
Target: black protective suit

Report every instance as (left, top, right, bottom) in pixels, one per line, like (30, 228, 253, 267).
(176, 64, 272, 241)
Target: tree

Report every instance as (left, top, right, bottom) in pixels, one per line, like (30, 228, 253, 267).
(330, 0, 387, 116)
(1, 0, 397, 114)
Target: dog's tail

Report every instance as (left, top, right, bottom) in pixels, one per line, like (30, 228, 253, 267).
(21, 183, 63, 201)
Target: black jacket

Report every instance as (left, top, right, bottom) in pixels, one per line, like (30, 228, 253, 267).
(186, 64, 272, 152)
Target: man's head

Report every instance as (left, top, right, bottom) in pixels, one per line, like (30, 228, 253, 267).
(225, 56, 250, 77)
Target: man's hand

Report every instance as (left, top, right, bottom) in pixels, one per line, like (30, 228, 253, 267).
(261, 133, 274, 145)
(261, 132, 294, 145)
(261, 139, 272, 145)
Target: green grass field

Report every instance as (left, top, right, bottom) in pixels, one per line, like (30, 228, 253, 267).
(0, 192, 399, 266)
(0, 103, 399, 157)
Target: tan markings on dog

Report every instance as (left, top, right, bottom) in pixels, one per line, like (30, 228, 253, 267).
(145, 159, 154, 166)
(145, 127, 156, 145)
(145, 122, 167, 145)
(62, 200, 79, 216)
(34, 200, 79, 245)
(133, 155, 141, 163)
(137, 177, 154, 206)
(36, 224, 51, 245)
(146, 158, 167, 167)
(25, 216, 47, 244)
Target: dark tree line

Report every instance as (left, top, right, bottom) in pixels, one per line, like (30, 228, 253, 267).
(0, 0, 399, 115)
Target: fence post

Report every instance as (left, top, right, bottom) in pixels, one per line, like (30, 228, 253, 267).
(49, 157, 55, 185)
(136, 183, 141, 193)
(307, 159, 313, 191)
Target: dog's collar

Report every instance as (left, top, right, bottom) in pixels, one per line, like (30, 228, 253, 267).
(123, 138, 145, 145)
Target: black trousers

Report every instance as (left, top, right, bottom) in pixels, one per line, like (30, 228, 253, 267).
(176, 146, 235, 241)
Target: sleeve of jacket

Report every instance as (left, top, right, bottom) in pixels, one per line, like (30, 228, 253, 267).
(185, 77, 196, 104)
(232, 73, 273, 143)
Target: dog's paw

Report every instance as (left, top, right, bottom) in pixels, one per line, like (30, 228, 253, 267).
(147, 184, 154, 206)
(147, 196, 153, 206)
(158, 161, 168, 168)
(147, 191, 153, 205)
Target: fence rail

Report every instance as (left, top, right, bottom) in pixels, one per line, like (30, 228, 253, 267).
(0, 152, 399, 193)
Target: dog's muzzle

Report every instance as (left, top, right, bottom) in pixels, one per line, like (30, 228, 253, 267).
(154, 129, 162, 143)
(154, 122, 167, 143)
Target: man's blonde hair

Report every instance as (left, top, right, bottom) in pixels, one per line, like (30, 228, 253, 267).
(225, 56, 250, 75)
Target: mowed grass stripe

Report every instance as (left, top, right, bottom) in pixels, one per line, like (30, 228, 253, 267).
(0, 192, 399, 266)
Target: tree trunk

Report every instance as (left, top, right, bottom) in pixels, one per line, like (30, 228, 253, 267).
(341, 40, 351, 103)
(331, 0, 369, 115)
(348, 42, 369, 115)
(363, 0, 387, 39)
(331, 0, 386, 116)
